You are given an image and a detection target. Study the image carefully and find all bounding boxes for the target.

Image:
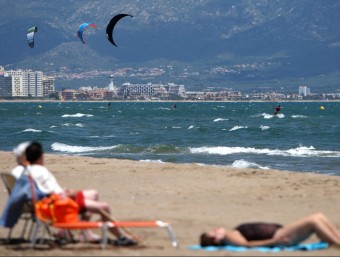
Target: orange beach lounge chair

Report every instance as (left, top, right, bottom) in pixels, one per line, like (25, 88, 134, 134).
(28, 175, 178, 249)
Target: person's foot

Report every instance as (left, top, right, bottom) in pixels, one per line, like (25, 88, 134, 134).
(113, 236, 138, 246)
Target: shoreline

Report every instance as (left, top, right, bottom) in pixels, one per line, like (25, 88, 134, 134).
(1, 150, 340, 256)
(1, 99, 340, 103)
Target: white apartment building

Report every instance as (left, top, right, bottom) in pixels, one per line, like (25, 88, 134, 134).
(299, 85, 311, 97)
(0, 69, 43, 97)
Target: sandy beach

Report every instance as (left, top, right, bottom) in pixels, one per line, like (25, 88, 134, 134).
(1, 151, 340, 256)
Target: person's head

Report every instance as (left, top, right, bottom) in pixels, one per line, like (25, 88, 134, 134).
(25, 141, 44, 165)
(13, 141, 31, 166)
(200, 227, 227, 247)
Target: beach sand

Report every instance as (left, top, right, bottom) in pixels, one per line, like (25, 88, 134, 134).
(0, 151, 340, 256)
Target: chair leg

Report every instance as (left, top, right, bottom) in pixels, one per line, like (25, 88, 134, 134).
(101, 224, 108, 249)
(165, 225, 178, 248)
(20, 217, 29, 240)
(27, 219, 36, 242)
(7, 228, 13, 243)
(30, 221, 41, 249)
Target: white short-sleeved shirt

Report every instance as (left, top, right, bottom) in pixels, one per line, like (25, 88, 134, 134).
(11, 165, 25, 179)
(24, 165, 64, 195)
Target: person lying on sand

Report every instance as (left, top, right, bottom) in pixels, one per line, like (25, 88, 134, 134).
(200, 212, 340, 247)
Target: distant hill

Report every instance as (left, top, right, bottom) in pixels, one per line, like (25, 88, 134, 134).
(0, 0, 340, 93)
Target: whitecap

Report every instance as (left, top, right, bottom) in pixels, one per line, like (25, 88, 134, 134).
(229, 126, 248, 131)
(232, 159, 270, 170)
(23, 128, 41, 133)
(61, 113, 93, 118)
(140, 159, 165, 163)
(51, 142, 119, 153)
(189, 145, 340, 158)
(260, 125, 270, 130)
(213, 118, 228, 122)
(189, 146, 270, 155)
(292, 115, 307, 118)
(262, 113, 274, 119)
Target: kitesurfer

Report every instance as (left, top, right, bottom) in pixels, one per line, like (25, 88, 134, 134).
(274, 105, 281, 115)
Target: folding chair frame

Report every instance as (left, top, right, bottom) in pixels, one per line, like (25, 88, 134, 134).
(0, 172, 36, 242)
(28, 174, 178, 249)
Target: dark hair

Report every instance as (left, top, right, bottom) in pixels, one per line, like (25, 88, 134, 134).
(200, 232, 228, 247)
(26, 141, 43, 164)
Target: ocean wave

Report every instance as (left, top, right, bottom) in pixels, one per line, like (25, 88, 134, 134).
(213, 118, 229, 122)
(232, 159, 270, 169)
(51, 142, 119, 153)
(189, 145, 340, 158)
(260, 125, 270, 130)
(188, 125, 197, 130)
(61, 113, 93, 118)
(22, 128, 42, 133)
(229, 126, 248, 131)
(62, 123, 85, 127)
(140, 159, 165, 163)
(292, 115, 308, 118)
(261, 113, 285, 119)
(262, 113, 274, 119)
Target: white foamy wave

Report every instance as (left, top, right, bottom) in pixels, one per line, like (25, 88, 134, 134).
(260, 125, 270, 130)
(188, 125, 196, 130)
(292, 115, 307, 119)
(62, 113, 93, 118)
(229, 126, 248, 131)
(262, 113, 274, 119)
(51, 142, 119, 153)
(50, 125, 57, 128)
(213, 118, 229, 122)
(22, 128, 41, 133)
(62, 123, 84, 127)
(261, 113, 285, 119)
(232, 159, 270, 170)
(140, 159, 165, 163)
(190, 146, 270, 155)
(283, 145, 340, 157)
(189, 145, 340, 158)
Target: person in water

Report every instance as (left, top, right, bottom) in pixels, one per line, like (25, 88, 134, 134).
(274, 105, 281, 115)
(200, 212, 340, 247)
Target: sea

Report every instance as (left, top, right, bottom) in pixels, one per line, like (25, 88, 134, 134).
(1, 101, 340, 176)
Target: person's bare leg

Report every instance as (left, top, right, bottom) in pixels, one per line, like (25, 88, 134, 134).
(274, 213, 340, 245)
(84, 198, 124, 238)
(82, 189, 99, 201)
(311, 213, 340, 244)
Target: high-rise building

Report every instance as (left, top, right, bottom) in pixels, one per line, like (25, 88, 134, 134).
(4, 69, 43, 97)
(43, 76, 55, 97)
(298, 86, 311, 97)
(0, 74, 13, 97)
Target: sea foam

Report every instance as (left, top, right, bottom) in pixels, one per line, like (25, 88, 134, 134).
(51, 142, 118, 153)
(62, 113, 93, 118)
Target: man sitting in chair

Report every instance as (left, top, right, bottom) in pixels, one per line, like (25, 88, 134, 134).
(24, 141, 137, 246)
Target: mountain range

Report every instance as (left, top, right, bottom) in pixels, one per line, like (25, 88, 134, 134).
(0, 0, 340, 93)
